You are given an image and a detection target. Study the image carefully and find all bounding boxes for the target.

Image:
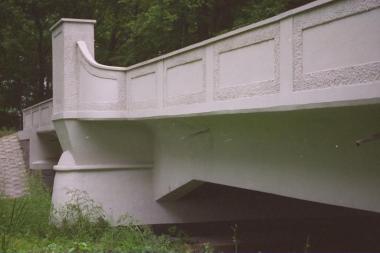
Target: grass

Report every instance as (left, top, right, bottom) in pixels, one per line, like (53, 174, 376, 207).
(0, 174, 213, 253)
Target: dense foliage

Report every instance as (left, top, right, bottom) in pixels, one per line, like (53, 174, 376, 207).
(0, 0, 312, 129)
(0, 175, 209, 253)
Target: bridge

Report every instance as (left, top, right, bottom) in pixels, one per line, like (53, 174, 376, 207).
(19, 0, 380, 227)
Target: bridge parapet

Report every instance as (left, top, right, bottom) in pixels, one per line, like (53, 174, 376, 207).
(19, 98, 61, 171)
(51, 0, 380, 121)
(22, 98, 54, 133)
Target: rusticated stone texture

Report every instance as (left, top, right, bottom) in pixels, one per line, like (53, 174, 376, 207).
(0, 133, 27, 197)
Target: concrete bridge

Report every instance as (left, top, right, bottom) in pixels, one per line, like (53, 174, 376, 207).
(19, 0, 380, 227)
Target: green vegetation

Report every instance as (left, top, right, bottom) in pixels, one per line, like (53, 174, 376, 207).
(0, 127, 15, 138)
(0, 0, 313, 129)
(0, 175, 212, 253)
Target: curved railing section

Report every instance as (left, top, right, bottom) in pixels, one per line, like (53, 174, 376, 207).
(76, 41, 127, 116)
(77, 41, 127, 72)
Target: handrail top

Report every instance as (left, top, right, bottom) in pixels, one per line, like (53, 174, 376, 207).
(22, 98, 53, 113)
(77, 41, 128, 71)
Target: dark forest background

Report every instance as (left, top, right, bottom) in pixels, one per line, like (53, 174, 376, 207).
(0, 0, 312, 129)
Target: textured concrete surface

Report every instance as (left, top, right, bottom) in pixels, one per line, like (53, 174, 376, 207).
(0, 133, 27, 197)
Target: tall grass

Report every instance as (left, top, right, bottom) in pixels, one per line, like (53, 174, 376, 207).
(0, 174, 51, 252)
(0, 174, 213, 253)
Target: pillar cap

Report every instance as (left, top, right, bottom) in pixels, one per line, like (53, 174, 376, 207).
(50, 18, 96, 32)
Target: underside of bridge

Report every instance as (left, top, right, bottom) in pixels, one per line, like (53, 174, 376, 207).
(19, 0, 380, 250)
(153, 182, 380, 252)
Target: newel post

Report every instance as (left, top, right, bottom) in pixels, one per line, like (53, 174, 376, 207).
(50, 18, 96, 117)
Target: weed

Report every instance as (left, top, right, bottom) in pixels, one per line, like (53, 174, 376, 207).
(231, 223, 239, 253)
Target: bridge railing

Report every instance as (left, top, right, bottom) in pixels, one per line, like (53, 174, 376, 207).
(19, 98, 62, 171)
(50, 0, 380, 122)
(22, 98, 54, 133)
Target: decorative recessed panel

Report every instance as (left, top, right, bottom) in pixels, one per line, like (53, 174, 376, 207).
(32, 110, 40, 127)
(79, 64, 119, 103)
(129, 72, 157, 109)
(214, 24, 280, 100)
(78, 54, 125, 111)
(167, 60, 203, 97)
(164, 49, 206, 106)
(40, 106, 52, 126)
(127, 64, 158, 110)
(24, 112, 32, 129)
(293, 1, 380, 91)
(219, 40, 275, 87)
